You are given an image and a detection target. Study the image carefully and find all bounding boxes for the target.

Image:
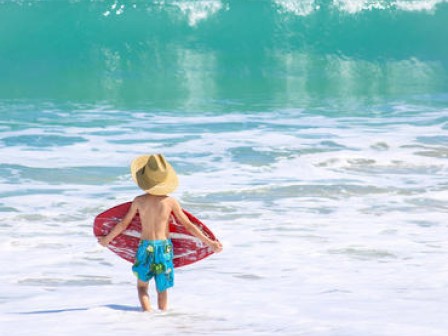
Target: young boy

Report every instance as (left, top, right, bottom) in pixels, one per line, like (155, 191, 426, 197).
(98, 154, 222, 312)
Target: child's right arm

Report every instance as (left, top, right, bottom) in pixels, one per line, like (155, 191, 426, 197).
(170, 198, 222, 253)
(98, 200, 138, 247)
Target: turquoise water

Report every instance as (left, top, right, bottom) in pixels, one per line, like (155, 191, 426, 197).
(1, 1, 448, 336)
(1, 0, 447, 111)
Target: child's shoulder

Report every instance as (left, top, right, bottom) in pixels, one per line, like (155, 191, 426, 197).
(164, 195, 178, 203)
(163, 196, 181, 208)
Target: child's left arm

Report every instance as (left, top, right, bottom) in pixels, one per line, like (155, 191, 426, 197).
(171, 198, 223, 253)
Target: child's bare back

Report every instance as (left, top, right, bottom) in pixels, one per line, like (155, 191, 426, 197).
(134, 194, 172, 241)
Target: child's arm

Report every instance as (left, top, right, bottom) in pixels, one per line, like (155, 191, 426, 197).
(98, 200, 138, 247)
(171, 198, 222, 253)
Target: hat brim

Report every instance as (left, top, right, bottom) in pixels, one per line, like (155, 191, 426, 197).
(130, 155, 179, 195)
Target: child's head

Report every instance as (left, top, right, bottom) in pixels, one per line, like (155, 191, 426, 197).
(130, 154, 178, 195)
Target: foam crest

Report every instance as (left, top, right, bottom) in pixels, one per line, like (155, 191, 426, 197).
(333, 0, 447, 13)
(173, 0, 226, 26)
(274, 0, 448, 14)
(333, 0, 389, 13)
(274, 0, 319, 16)
(394, 0, 447, 11)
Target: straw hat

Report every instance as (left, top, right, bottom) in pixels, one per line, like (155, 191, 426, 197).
(130, 154, 178, 195)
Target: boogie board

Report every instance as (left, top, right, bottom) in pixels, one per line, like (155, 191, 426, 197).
(93, 202, 218, 268)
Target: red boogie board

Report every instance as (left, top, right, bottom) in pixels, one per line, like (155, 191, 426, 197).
(93, 202, 218, 268)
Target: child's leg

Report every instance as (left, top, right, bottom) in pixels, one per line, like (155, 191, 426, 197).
(157, 290, 168, 311)
(137, 280, 151, 311)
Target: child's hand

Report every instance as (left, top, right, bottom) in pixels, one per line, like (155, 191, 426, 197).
(97, 236, 110, 247)
(209, 240, 223, 253)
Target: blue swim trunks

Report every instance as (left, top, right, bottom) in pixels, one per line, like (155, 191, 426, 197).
(132, 239, 174, 292)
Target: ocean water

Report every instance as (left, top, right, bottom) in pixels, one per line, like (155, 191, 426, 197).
(1, 1, 448, 335)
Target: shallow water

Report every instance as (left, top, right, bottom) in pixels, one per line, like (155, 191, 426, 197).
(1, 103, 447, 335)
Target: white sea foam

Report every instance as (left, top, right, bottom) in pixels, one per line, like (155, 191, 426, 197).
(275, 0, 448, 14)
(1, 107, 447, 335)
(275, 0, 320, 16)
(173, 0, 226, 26)
(394, 0, 448, 11)
(333, 0, 448, 13)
